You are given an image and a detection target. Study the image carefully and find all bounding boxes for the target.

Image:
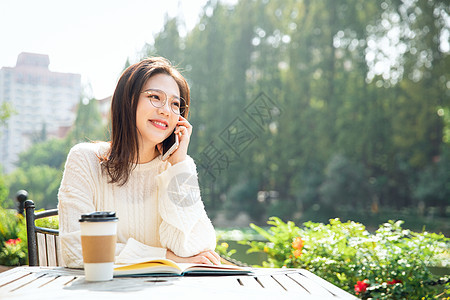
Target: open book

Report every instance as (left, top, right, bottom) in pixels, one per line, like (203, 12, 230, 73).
(113, 258, 253, 277)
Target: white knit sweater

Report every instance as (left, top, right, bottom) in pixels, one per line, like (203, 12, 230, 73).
(58, 142, 216, 268)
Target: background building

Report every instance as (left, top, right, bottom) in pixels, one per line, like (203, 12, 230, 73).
(0, 52, 81, 173)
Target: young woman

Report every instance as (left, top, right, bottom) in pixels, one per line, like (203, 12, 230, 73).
(58, 57, 219, 268)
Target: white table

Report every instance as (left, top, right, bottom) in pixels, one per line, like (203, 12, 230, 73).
(0, 266, 357, 299)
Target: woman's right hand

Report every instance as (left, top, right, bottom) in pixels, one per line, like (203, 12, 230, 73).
(166, 249, 221, 265)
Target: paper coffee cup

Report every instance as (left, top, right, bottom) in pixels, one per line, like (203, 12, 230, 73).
(79, 212, 118, 281)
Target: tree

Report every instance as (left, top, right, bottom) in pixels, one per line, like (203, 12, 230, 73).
(67, 97, 106, 144)
(413, 145, 450, 216)
(151, 16, 183, 65)
(319, 154, 371, 215)
(16, 138, 71, 170)
(0, 102, 15, 126)
(0, 168, 10, 207)
(7, 138, 70, 209)
(0, 102, 14, 207)
(130, 0, 449, 223)
(5, 92, 106, 209)
(7, 166, 61, 209)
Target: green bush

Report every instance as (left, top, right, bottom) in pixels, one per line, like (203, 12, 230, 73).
(0, 208, 24, 245)
(244, 217, 450, 299)
(0, 207, 58, 266)
(0, 238, 27, 266)
(0, 207, 27, 266)
(35, 211, 59, 229)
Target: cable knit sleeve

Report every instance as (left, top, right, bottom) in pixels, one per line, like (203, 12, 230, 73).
(157, 156, 216, 257)
(58, 144, 166, 268)
(58, 143, 100, 268)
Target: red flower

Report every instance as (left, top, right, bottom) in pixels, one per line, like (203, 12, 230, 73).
(354, 280, 369, 294)
(387, 279, 402, 285)
(5, 238, 21, 246)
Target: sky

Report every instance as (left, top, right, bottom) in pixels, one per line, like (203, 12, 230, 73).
(0, 0, 210, 100)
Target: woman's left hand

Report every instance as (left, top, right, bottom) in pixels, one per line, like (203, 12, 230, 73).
(161, 115, 192, 165)
(166, 249, 221, 265)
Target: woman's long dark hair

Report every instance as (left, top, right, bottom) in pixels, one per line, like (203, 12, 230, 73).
(101, 57, 190, 185)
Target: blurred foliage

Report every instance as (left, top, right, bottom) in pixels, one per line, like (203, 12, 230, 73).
(0, 207, 27, 266)
(0, 207, 23, 245)
(0, 168, 10, 207)
(0, 237, 26, 266)
(2, 96, 106, 209)
(7, 166, 62, 209)
(0, 206, 58, 266)
(16, 139, 71, 170)
(244, 217, 450, 298)
(67, 98, 106, 144)
(319, 154, 371, 213)
(413, 145, 450, 215)
(35, 212, 59, 229)
(0, 102, 16, 126)
(215, 241, 237, 259)
(138, 0, 449, 225)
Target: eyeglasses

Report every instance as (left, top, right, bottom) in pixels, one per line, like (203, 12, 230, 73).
(141, 88, 188, 115)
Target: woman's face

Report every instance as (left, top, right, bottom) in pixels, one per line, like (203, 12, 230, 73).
(136, 73, 180, 150)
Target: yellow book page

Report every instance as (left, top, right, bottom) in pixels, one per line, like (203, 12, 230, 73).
(114, 259, 181, 271)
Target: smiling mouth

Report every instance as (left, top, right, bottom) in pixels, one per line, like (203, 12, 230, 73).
(150, 120, 168, 128)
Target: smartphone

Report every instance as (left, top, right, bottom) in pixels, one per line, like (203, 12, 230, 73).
(161, 130, 179, 161)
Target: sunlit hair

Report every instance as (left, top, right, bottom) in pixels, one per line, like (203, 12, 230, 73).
(101, 57, 190, 185)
